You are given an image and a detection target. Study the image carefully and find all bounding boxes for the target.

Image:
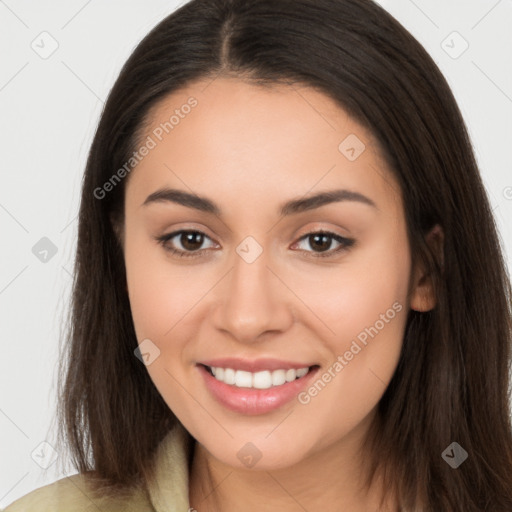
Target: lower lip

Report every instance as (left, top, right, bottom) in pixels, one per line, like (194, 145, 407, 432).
(197, 364, 319, 415)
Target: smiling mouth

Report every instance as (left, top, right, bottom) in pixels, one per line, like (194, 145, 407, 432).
(200, 364, 319, 389)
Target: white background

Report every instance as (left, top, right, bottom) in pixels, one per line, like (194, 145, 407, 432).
(0, 0, 511, 507)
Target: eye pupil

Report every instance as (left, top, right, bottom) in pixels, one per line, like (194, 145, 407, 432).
(181, 232, 204, 251)
(310, 234, 331, 252)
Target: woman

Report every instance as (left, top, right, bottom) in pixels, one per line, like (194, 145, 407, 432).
(5, 0, 512, 510)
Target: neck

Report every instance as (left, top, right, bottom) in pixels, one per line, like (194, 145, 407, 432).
(188, 414, 397, 512)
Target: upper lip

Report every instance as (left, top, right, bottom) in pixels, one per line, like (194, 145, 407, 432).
(199, 358, 316, 373)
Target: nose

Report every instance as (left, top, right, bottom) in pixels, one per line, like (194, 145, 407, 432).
(212, 249, 294, 344)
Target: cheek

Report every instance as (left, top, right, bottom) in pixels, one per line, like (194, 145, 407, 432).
(295, 233, 408, 378)
(124, 227, 208, 342)
(124, 230, 205, 418)
(293, 232, 410, 432)
(291, 226, 410, 347)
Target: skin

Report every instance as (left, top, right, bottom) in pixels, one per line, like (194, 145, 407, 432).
(120, 76, 438, 512)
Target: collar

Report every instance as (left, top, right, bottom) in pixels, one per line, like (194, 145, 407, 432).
(147, 422, 194, 512)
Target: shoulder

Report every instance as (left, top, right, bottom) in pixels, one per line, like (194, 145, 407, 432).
(2, 472, 154, 512)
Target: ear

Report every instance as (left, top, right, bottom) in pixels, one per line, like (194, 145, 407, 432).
(409, 224, 444, 312)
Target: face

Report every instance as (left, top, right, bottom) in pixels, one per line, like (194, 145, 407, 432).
(121, 76, 424, 471)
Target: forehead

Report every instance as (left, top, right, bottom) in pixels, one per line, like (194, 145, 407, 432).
(125, 77, 401, 217)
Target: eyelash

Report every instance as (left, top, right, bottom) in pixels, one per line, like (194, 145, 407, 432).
(155, 229, 355, 259)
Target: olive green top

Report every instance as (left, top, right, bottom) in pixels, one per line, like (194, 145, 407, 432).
(3, 423, 193, 512)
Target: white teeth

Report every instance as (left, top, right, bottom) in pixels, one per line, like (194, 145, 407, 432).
(224, 368, 236, 385)
(208, 366, 311, 388)
(296, 367, 308, 378)
(285, 369, 296, 382)
(271, 369, 286, 386)
(253, 370, 272, 389)
(235, 370, 253, 388)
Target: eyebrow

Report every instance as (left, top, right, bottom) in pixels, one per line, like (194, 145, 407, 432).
(142, 187, 377, 216)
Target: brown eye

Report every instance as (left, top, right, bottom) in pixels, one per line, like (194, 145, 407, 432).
(156, 230, 217, 258)
(179, 231, 205, 251)
(308, 233, 333, 252)
(155, 229, 355, 260)
(293, 231, 355, 258)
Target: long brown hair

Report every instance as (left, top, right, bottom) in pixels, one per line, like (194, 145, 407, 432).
(54, 0, 512, 509)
